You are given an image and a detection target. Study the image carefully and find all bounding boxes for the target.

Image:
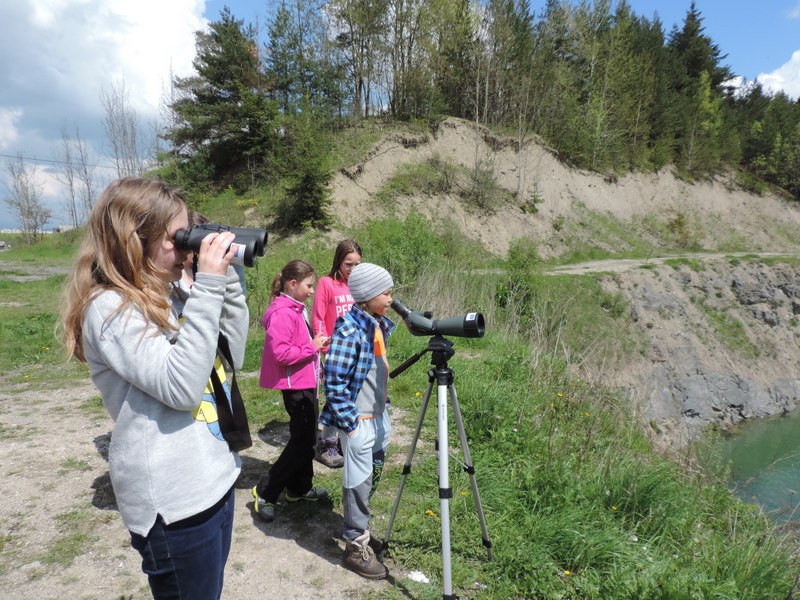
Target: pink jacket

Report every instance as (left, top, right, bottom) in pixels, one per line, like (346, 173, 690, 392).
(259, 294, 319, 390)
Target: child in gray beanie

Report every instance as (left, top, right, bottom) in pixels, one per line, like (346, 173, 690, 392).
(320, 263, 395, 579)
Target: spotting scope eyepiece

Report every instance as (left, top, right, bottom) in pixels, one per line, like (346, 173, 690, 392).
(391, 299, 485, 338)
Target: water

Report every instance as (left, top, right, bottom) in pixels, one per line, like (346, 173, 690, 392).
(717, 411, 800, 523)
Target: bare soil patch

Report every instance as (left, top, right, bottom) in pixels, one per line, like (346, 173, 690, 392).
(329, 117, 800, 259)
(0, 377, 418, 600)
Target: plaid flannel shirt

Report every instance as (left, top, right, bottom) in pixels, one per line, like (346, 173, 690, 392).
(320, 304, 395, 433)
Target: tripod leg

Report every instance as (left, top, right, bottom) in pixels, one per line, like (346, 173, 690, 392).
(448, 384, 494, 561)
(437, 382, 455, 598)
(383, 378, 434, 549)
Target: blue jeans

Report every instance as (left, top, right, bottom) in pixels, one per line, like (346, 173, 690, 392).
(129, 487, 235, 600)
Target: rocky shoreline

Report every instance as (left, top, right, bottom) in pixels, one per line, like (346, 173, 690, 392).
(599, 258, 800, 449)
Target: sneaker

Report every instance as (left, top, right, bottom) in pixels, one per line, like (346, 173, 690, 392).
(251, 486, 276, 522)
(343, 531, 388, 579)
(285, 487, 329, 502)
(315, 439, 344, 469)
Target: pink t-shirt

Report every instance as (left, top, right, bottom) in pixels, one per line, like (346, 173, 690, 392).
(312, 276, 354, 339)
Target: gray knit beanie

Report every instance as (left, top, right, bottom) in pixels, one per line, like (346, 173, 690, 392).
(348, 263, 394, 302)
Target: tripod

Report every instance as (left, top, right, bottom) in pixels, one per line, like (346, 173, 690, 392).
(383, 335, 493, 600)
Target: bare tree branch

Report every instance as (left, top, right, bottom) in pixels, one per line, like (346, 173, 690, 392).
(101, 79, 145, 178)
(3, 155, 52, 244)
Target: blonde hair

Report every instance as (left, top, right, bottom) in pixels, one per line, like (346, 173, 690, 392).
(271, 260, 315, 299)
(61, 177, 187, 362)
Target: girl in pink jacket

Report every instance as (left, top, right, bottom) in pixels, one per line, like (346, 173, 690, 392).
(252, 260, 330, 522)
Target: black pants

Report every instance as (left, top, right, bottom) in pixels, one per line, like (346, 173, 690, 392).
(256, 388, 317, 503)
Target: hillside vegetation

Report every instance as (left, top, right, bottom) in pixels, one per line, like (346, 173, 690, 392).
(4, 0, 800, 594)
(154, 0, 800, 236)
(4, 115, 800, 597)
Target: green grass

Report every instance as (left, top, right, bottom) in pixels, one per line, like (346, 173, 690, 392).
(0, 230, 83, 265)
(564, 203, 662, 262)
(329, 119, 385, 171)
(365, 325, 792, 598)
(3, 213, 797, 599)
(78, 395, 107, 419)
(758, 256, 800, 266)
(191, 184, 281, 228)
(374, 155, 513, 213)
(42, 509, 100, 567)
(664, 257, 705, 271)
(60, 457, 91, 472)
(0, 312, 59, 371)
(0, 271, 89, 381)
(698, 301, 761, 359)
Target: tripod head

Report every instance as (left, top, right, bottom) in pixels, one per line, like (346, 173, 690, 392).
(389, 335, 455, 379)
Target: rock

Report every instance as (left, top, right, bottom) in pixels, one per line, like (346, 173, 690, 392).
(731, 278, 775, 306)
(752, 310, 781, 327)
(780, 283, 800, 299)
(634, 284, 682, 314)
(770, 380, 800, 413)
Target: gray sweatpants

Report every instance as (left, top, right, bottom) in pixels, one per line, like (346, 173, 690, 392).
(339, 410, 391, 542)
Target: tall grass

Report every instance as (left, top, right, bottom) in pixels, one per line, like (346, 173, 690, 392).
(2, 211, 796, 599)
(355, 226, 795, 598)
(367, 266, 794, 599)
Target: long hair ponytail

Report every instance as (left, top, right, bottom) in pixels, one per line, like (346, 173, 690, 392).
(271, 260, 316, 299)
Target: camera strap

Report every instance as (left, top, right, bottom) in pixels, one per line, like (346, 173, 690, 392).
(209, 332, 252, 452)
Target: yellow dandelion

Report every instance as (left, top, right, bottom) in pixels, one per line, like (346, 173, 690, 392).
(611, 506, 617, 510)
(550, 403, 555, 407)
(425, 510, 437, 517)
(415, 392, 421, 396)
(460, 491, 468, 496)
(564, 570, 571, 575)
(557, 393, 564, 397)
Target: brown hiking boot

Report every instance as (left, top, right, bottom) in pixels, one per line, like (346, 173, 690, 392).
(342, 531, 388, 579)
(315, 439, 344, 469)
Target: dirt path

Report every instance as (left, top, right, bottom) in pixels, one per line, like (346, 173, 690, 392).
(544, 252, 796, 275)
(0, 377, 416, 600)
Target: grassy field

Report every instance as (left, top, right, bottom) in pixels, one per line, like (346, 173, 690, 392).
(1, 208, 797, 599)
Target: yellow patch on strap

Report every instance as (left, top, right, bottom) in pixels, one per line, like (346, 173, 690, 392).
(204, 356, 227, 394)
(193, 400, 220, 423)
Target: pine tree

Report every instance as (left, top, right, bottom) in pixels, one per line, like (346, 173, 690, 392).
(166, 8, 280, 186)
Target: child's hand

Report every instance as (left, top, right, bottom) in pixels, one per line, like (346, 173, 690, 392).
(196, 232, 236, 276)
(312, 333, 330, 350)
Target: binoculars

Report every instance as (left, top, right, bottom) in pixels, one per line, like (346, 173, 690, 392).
(174, 223, 268, 267)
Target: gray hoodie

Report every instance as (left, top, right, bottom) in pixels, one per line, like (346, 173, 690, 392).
(83, 268, 248, 536)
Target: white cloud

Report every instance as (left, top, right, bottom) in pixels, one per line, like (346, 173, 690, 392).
(788, 2, 800, 19)
(0, 0, 208, 228)
(18, 0, 207, 119)
(0, 108, 23, 151)
(757, 49, 800, 99)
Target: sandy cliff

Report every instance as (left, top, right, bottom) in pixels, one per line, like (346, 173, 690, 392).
(329, 117, 800, 448)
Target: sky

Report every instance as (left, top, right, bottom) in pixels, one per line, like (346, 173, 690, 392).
(0, 0, 799, 231)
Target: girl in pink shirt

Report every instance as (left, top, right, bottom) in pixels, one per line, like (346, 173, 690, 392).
(252, 260, 330, 522)
(312, 240, 362, 467)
